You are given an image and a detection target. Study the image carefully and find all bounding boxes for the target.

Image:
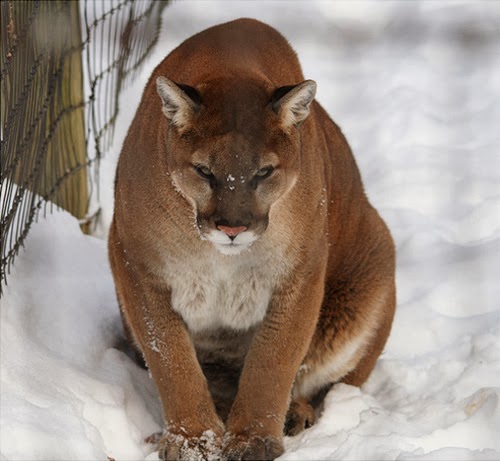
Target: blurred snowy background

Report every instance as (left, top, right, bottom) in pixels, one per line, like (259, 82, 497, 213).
(2, 1, 500, 459)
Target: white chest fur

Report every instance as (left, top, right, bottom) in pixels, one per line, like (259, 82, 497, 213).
(164, 249, 276, 333)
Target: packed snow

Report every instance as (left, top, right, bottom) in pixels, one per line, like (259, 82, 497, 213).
(2, 1, 500, 460)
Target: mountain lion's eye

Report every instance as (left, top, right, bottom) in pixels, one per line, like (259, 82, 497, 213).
(255, 166, 274, 180)
(195, 165, 214, 179)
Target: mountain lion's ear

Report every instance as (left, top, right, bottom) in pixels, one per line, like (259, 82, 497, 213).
(271, 80, 317, 130)
(156, 76, 201, 131)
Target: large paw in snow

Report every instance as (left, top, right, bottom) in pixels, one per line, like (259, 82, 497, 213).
(284, 399, 315, 436)
(157, 430, 222, 461)
(223, 433, 284, 460)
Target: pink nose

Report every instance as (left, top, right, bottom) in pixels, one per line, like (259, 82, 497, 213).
(217, 225, 247, 237)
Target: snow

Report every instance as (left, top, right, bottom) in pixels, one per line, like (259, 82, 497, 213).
(2, 1, 500, 460)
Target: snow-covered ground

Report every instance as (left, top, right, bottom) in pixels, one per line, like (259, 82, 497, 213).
(2, 1, 500, 459)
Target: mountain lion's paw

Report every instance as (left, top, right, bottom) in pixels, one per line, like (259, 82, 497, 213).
(284, 399, 315, 436)
(158, 430, 222, 461)
(223, 433, 284, 460)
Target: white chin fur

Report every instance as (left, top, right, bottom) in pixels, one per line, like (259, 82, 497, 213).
(213, 243, 250, 255)
(205, 230, 258, 256)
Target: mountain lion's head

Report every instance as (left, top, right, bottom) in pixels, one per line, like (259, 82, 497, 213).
(156, 76, 316, 255)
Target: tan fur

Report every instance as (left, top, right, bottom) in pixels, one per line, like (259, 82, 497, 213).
(109, 18, 396, 461)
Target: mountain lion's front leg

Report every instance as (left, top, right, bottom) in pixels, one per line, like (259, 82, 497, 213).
(223, 269, 325, 460)
(109, 233, 224, 460)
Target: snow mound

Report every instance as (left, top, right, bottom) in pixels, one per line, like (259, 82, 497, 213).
(1, 211, 162, 460)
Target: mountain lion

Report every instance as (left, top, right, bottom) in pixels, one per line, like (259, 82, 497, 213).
(109, 18, 396, 461)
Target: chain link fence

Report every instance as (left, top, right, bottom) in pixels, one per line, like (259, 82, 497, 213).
(1, 0, 168, 293)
